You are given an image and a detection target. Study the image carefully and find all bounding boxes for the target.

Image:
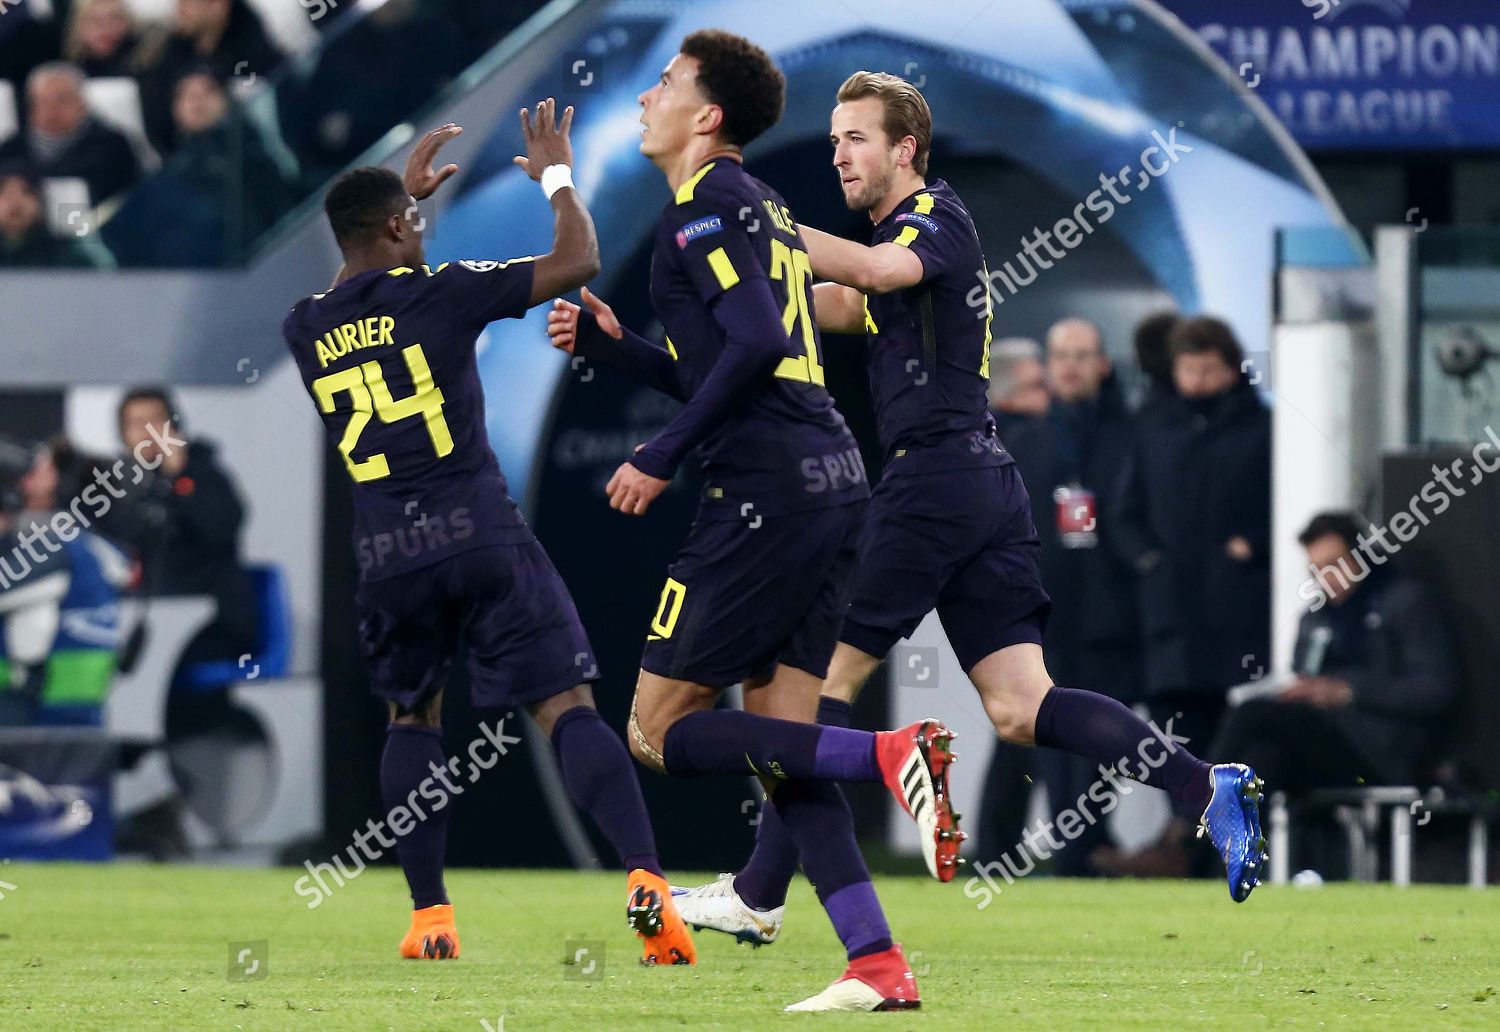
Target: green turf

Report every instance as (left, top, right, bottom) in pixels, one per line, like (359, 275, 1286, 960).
(1, 863, 1496, 1030)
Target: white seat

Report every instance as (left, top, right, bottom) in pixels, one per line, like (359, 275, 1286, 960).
(83, 77, 146, 142)
(82, 76, 159, 170)
(0, 80, 17, 146)
(41, 176, 93, 236)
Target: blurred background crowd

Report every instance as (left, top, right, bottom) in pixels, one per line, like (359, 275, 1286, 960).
(0, 0, 539, 267)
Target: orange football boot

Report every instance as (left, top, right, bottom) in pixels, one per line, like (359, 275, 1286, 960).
(399, 903, 460, 959)
(627, 869, 696, 966)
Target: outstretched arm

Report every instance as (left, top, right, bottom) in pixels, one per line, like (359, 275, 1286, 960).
(800, 224, 924, 294)
(547, 288, 686, 400)
(604, 279, 791, 515)
(512, 99, 600, 303)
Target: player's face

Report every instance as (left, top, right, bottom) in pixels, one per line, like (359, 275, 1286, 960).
(638, 53, 710, 161)
(830, 97, 901, 213)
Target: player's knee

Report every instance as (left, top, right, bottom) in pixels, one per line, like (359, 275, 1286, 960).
(979, 679, 1047, 744)
(627, 707, 668, 773)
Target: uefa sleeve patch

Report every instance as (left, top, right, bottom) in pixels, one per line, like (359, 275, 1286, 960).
(676, 215, 724, 248)
(894, 212, 940, 232)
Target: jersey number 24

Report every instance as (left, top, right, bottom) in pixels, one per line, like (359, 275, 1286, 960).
(312, 343, 453, 482)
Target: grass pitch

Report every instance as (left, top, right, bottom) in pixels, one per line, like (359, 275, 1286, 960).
(1, 863, 1496, 1030)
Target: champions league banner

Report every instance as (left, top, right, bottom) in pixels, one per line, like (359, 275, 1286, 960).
(1161, 0, 1500, 149)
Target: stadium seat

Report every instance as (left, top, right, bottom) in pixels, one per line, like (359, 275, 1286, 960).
(181, 565, 292, 691)
(1268, 787, 1495, 887)
(0, 80, 17, 146)
(41, 176, 93, 234)
(82, 77, 160, 171)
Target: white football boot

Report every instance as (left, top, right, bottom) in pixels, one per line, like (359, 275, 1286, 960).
(669, 873, 783, 946)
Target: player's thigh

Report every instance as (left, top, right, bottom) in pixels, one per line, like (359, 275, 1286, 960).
(969, 642, 1053, 742)
(640, 508, 856, 690)
(839, 474, 974, 663)
(456, 541, 601, 710)
(774, 500, 866, 688)
(357, 567, 458, 720)
(935, 464, 1052, 673)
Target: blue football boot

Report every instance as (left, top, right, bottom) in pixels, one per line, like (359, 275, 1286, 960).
(1197, 763, 1268, 902)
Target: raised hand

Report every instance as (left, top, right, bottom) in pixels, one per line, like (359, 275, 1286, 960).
(513, 98, 575, 180)
(404, 123, 462, 200)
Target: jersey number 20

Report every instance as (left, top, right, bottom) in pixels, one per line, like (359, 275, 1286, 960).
(770, 238, 825, 387)
(312, 343, 453, 482)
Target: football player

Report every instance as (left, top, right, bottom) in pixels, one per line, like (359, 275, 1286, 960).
(283, 104, 696, 966)
(547, 34, 959, 1012)
(674, 72, 1268, 948)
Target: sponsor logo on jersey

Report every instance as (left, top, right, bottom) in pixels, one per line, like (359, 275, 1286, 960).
(895, 212, 940, 232)
(675, 215, 724, 248)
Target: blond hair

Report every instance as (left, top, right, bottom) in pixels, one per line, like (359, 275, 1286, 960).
(836, 70, 932, 175)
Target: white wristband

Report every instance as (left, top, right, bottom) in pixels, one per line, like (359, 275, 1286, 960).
(540, 164, 574, 200)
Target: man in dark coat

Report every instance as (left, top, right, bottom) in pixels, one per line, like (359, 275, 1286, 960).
(95, 386, 257, 673)
(1211, 512, 1458, 791)
(1099, 315, 1270, 876)
(135, 0, 283, 155)
(0, 61, 141, 205)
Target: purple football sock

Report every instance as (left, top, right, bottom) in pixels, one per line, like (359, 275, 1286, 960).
(1033, 686, 1212, 815)
(380, 724, 450, 910)
(735, 697, 854, 911)
(551, 705, 662, 877)
(661, 708, 878, 781)
(768, 777, 892, 961)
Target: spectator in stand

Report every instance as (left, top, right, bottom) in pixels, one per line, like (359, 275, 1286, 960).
(136, 0, 283, 155)
(0, 62, 142, 206)
(0, 160, 99, 267)
(93, 387, 256, 672)
(101, 68, 295, 265)
(0, 1, 65, 101)
(987, 337, 1050, 427)
(1210, 512, 1458, 793)
(1, 438, 133, 726)
(999, 318, 1143, 876)
(278, 0, 465, 187)
(65, 0, 148, 79)
(1100, 315, 1271, 878)
(1131, 309, 1178, 420)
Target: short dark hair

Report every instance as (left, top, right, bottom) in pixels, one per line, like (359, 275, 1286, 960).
(1168, 315, 1244, 370)
(119, 386, 180, 431)
(837, 71, 933, 175)
(324, 166, 409, 248)
(1132, 309, 1178, 387)
(1298, 511, 1363, 550)
(680, 29, 785, 148)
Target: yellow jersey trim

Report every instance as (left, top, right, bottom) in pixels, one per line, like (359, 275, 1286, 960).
(675, 162, 716, 205)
